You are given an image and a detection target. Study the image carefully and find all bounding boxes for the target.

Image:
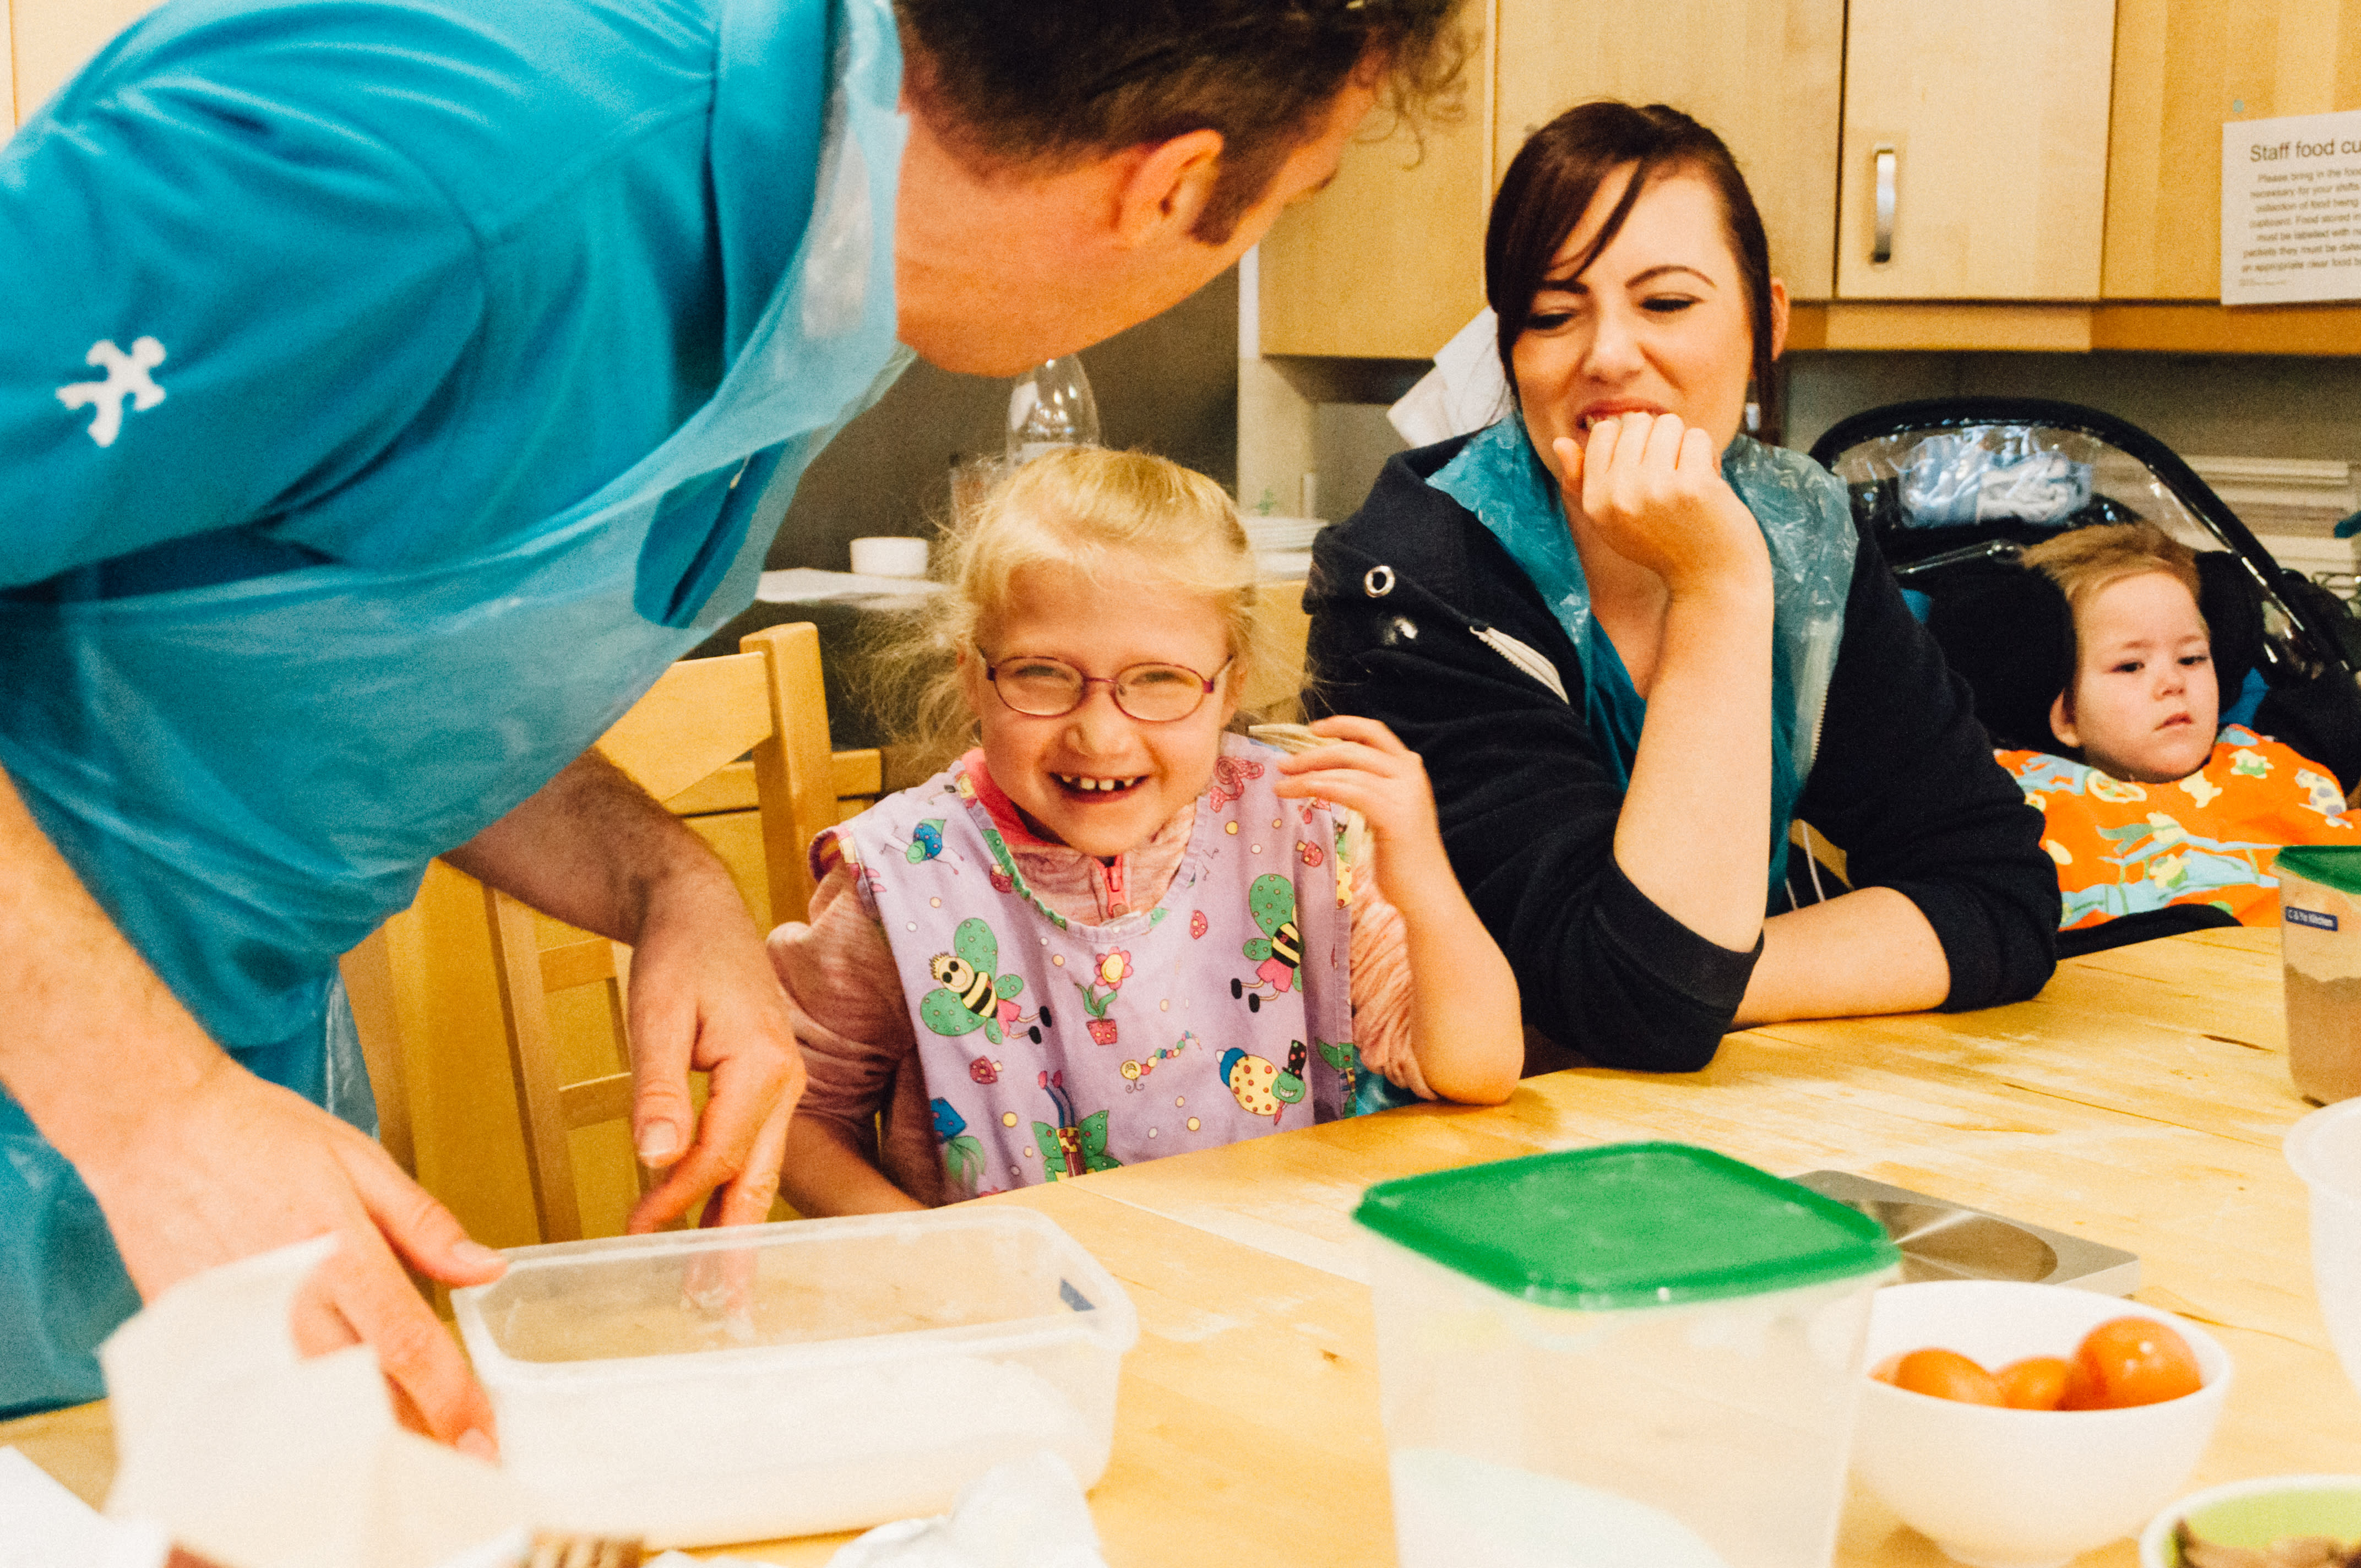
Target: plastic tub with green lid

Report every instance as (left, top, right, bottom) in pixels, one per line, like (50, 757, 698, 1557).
(1354, 1142, 1900, 1568)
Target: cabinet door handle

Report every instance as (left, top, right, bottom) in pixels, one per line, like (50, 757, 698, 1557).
(1873, 144, 1897, 264)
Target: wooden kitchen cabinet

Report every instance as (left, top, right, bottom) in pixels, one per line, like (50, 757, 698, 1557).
(10, 0, 160, 123)
(1493, 0, 1845, 300)
(1254, 13, 1490, 358)
(2106, 0, 2361, 299)
(1837, 0, 2117, 299)
(1256, 0, 1847, 357)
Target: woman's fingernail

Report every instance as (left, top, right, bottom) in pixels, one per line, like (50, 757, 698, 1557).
(638, 1123, 681, 1163)
(456, 1428, 497, 1461)
(452, 1240, 505, 1272)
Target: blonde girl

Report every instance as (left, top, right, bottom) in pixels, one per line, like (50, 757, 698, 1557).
(768, 447, 1520, 1212)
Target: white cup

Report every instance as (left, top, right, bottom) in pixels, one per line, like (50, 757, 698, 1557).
(849, 536, 929, 578)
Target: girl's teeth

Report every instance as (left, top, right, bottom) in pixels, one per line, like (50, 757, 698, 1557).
(1058, 775, 1138, 793)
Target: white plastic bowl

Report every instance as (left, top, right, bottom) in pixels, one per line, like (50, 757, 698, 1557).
(1852, 1281, 2232, 1568)
(2287, 1098, 2361, 1399)
(2140, 1474, 2361, 1567)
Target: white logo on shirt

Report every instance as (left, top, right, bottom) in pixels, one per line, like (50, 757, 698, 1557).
(57, 337, 168, 448)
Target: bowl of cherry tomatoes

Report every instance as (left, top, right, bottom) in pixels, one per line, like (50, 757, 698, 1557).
(1852, 1281, 2232, 1568)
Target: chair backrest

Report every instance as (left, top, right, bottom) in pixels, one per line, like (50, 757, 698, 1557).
(481, 622, 839, 1243)
(1243, 579, 1312, 721)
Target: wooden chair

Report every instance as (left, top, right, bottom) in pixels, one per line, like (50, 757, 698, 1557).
(1243, 578, 1313, 722)
(475, 622, 869, 1243)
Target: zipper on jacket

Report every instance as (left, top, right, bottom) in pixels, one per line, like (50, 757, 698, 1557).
(1468, 622, 1570, 704)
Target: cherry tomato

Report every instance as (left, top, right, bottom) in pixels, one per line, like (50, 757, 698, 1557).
(2063, 1316, 2203, 1409)
(1891, 1348, 2006, 1406)
(1993, 1355, 2072, 1411)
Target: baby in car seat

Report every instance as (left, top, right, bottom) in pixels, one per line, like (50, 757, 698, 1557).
(1992, 522, 2352, 931)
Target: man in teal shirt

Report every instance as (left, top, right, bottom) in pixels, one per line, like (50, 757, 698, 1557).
(0, 0, 1464, 1444)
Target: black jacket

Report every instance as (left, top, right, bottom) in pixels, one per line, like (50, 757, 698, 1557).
(1305, 438, 2060, 1072)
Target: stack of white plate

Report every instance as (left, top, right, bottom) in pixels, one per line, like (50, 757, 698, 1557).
(1245, 515, 1323, 579)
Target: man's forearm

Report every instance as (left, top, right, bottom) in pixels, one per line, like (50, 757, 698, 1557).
(0, 761, 226, 1169)
(444, 748, 743, 945)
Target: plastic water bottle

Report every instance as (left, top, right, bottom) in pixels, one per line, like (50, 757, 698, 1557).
(1007, 356, 1100, 465)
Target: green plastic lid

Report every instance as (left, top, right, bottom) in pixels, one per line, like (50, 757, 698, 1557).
(2277, 846, 2361, 899)
(1353, 1142, 1899, 1310)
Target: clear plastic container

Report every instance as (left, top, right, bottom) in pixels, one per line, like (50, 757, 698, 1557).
(2287, 1098, 2361, 1401)
(2277, 846, 2361, 1105)
(1354, 1144, 1900, 1568)
(450, 1206, 1136, 1547)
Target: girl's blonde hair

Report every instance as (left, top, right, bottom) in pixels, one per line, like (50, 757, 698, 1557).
(879, 446, 1289, 771)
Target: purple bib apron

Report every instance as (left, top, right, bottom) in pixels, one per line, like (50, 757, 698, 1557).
(845, 736, 1359, 1199)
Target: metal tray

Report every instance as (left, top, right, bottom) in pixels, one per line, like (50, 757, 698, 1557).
(1790, 1170, 2140, 1295)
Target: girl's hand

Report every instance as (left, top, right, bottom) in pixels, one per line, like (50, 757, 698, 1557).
(1270, 716, 1451, 913)
(1552, 412, 1767, 601)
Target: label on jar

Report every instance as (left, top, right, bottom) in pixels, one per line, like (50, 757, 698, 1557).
(2288, 906, 2341, 932)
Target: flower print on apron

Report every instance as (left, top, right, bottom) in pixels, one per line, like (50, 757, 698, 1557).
(846, 736, 1359, 1199)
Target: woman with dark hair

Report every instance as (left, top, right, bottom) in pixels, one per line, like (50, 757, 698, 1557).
(1305, 101, 2060, 1072)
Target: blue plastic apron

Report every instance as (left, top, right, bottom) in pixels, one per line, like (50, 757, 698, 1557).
(1429, 418, 1857, 896)
(0, 0, 909, 1413)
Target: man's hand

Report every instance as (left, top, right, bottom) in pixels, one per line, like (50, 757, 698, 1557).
(620, 870, 804, 1233)
(75, 1055, 505, 1449)
(447, 749, 805, 1237)
(0, 764, 503, 1450)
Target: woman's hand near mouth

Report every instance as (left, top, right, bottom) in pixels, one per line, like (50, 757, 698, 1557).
(1544, 410, 1778, 956)
(1551, 410, 1767, 602)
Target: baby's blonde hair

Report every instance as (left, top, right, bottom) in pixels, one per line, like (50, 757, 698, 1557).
(881, 447, 1288, 771)
(2021, 522, 2206, 676)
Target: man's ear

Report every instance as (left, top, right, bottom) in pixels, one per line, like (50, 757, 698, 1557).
(1111, 129, 1226, 248)
(2048, 689, 2082, 750)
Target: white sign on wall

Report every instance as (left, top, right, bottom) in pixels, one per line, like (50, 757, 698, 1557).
(2221, 108, 2361, 306)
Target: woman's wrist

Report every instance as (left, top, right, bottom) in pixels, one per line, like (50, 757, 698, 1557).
(1660, 543, 1774, 608)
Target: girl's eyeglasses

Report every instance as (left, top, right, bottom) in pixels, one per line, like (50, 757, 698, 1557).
(979, 650, 1230, 722)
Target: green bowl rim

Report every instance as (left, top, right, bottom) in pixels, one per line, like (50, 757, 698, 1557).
(2139, 1474, 2361, 1567)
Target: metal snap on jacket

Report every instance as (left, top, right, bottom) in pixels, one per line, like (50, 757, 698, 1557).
(1363, 565, 1395, 598)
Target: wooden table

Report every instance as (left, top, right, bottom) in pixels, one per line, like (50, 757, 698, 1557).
(10, 928, 2355, 1566)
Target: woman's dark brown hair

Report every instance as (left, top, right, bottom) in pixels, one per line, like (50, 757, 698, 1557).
(1487, 101, 1776, 398)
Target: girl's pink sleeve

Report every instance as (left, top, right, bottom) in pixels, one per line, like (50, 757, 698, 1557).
(1347, 844, 1433, 1101)
(765, 847, 946, 1205)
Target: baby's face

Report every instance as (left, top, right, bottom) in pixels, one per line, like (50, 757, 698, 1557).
(2049, 570, 2218, 782)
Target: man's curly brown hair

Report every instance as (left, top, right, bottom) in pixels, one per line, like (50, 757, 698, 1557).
(894, 0, 1473, 244)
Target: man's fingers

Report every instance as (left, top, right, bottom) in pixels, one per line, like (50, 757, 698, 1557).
(710, 1099, 791, 1230)
(334, 1244, 498, 1449)
(341, 1138, 505, 1287)
(289, 1268, 363, 1359)
(625, 988, 699, 1168)
(628, 1039, 798, 1233)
